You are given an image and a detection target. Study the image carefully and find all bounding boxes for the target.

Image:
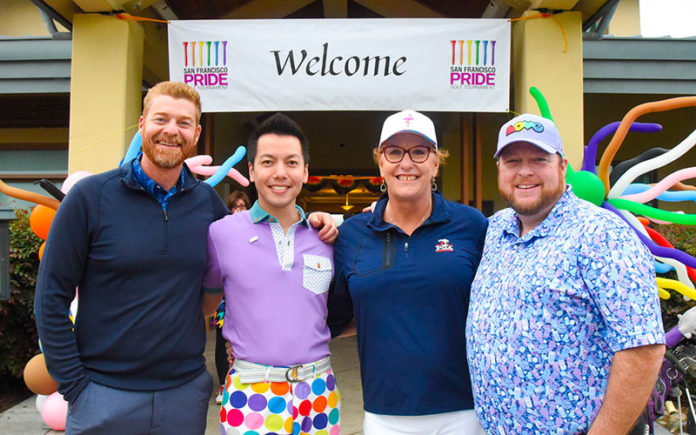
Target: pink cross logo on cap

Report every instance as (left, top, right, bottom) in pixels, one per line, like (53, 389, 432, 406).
(403, 113, 414, 127)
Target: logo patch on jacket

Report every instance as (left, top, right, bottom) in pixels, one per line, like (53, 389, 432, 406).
(435, 239, 454, 252)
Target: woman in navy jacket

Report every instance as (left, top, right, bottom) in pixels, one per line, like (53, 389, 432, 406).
(329, 110, 488, 434)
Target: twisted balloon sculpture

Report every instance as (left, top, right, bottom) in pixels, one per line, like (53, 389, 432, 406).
(528, 87, 696, 301)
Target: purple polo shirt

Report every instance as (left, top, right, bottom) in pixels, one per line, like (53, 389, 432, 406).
(203, 204, 333, 366)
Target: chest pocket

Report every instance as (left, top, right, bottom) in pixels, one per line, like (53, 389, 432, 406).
(303, 254, 333, 295)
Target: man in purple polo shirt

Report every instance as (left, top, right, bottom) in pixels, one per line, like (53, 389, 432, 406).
(203, 113, 338, 435)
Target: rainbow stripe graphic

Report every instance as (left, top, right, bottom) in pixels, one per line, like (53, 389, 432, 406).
(449, 40, 497, 66)
(183, 41, 228, 67)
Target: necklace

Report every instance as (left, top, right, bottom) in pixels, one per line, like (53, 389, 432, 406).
(385, 197, 432, 228)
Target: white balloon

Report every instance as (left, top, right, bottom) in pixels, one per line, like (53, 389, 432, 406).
(35, 394, 47, 413)
(61, 171, 93, 194)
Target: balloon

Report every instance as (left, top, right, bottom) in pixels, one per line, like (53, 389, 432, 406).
(61, 171, 93, 194)
(657, 277, 696, 301)
(30, 205, 56, 240)
(41, 392, 68, 431)
(39, 241, 45, 261)
(0, 178, 59, 210)
(609, 198, 696, 225)
(602, 201, 696, 269)
(70, 297, 79, 324)
(566, 170, 605, 206)
(621, 166, 696, 204)
(121, 131, 142, 166)
(203, 146, 248, 187)
(654, 260, 673, 274)
(184, 155, 213, 167)
(610, 129, 696, 199)
(23, 354, 58, 395)
(35, 394, 48, 414)
(624, 184, 696, 202)
(598, 96, 696, 195)
(609, 148, 668, 186)
(530, 86, 553, 121)
(583, 123, 662, 174)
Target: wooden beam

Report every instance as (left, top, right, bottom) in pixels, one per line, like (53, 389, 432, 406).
(41, 0, 82, 24)
(529, 0, 579, 9)
(72, 0, 119, 12)
(322, 0, 347, 18)
(222, 0, 316, 19)
(353, 0, 443, 17)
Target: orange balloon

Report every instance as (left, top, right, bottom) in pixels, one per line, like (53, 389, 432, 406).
(23, 354, 58, 395)
(39, 242, 46, 261)
(30, 205, 56, 240)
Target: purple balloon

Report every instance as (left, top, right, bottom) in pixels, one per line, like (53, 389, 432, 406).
(602, 202, 696, 269)
(582, 122, 663, 173)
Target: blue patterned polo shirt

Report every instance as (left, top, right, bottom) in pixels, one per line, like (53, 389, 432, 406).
(466, 188, 664, 434)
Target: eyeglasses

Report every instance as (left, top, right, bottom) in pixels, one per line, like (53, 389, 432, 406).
(381, 145, 433, 164)
(231, 202, 247, 211)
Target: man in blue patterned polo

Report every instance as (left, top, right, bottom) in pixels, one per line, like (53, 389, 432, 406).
(466, 114, 665, 434)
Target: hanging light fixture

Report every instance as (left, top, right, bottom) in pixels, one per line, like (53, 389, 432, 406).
(340, 194, 354, 212)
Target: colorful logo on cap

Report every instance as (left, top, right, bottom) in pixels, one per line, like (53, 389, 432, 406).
(506, 120, 544, 136)
(402, 113, 414, 127)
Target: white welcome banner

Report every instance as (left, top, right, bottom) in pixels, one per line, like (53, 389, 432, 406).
(168, 19, 510, 112)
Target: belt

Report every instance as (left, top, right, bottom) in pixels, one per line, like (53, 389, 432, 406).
(232, 356, 332, 384)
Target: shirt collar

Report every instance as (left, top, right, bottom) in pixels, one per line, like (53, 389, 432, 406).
(368, 191, 450, 232)
(502, 185, 574, 240)
(131, 152, 185, 194)
(249, 200, 309, 228)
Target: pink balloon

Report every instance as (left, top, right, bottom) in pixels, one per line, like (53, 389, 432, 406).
(41, 392, 68, 431)
(61, 171, 93, 194)
(184, 155, 213, 167)
(185, 154, 250, 187)
(621, 166, 696, 203)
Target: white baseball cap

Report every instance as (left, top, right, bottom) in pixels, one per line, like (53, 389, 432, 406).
(379, 110, 437, 149)
(495, 114, 563, 159)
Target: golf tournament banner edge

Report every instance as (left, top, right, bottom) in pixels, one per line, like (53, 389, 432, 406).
(168, 19, 510, 113)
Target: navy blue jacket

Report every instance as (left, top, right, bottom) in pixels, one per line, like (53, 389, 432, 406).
(328, 192, 487, 415)
(35, 163, 229, 403)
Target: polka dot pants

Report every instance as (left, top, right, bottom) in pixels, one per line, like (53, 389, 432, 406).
(220, 368, 341, 435)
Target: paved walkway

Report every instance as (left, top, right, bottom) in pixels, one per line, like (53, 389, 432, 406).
(0, 330, 364, 434)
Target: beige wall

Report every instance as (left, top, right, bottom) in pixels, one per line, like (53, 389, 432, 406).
(0, 0, 69, 36)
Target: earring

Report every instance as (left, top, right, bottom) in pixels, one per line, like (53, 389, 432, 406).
(380, 182, 387, 193)
(431, 180, 438, 192)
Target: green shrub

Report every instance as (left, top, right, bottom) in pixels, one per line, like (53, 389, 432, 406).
(0, 209, 41, 378)
(657, 224, 696, 258)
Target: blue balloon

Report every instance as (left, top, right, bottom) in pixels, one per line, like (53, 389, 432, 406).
(623, 183, 696, 202)
(121, 131, 142, 166)
(654, 260, 674, 274)
(203, 146, 247, 187)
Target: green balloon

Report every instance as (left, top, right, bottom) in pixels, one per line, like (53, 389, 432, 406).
(609, 198, 696, 225)
(566, 169, 605, 206)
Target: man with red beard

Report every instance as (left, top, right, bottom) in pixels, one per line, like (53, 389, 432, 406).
(34, 82, 336, 435)
(466, 114, 665, 434)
